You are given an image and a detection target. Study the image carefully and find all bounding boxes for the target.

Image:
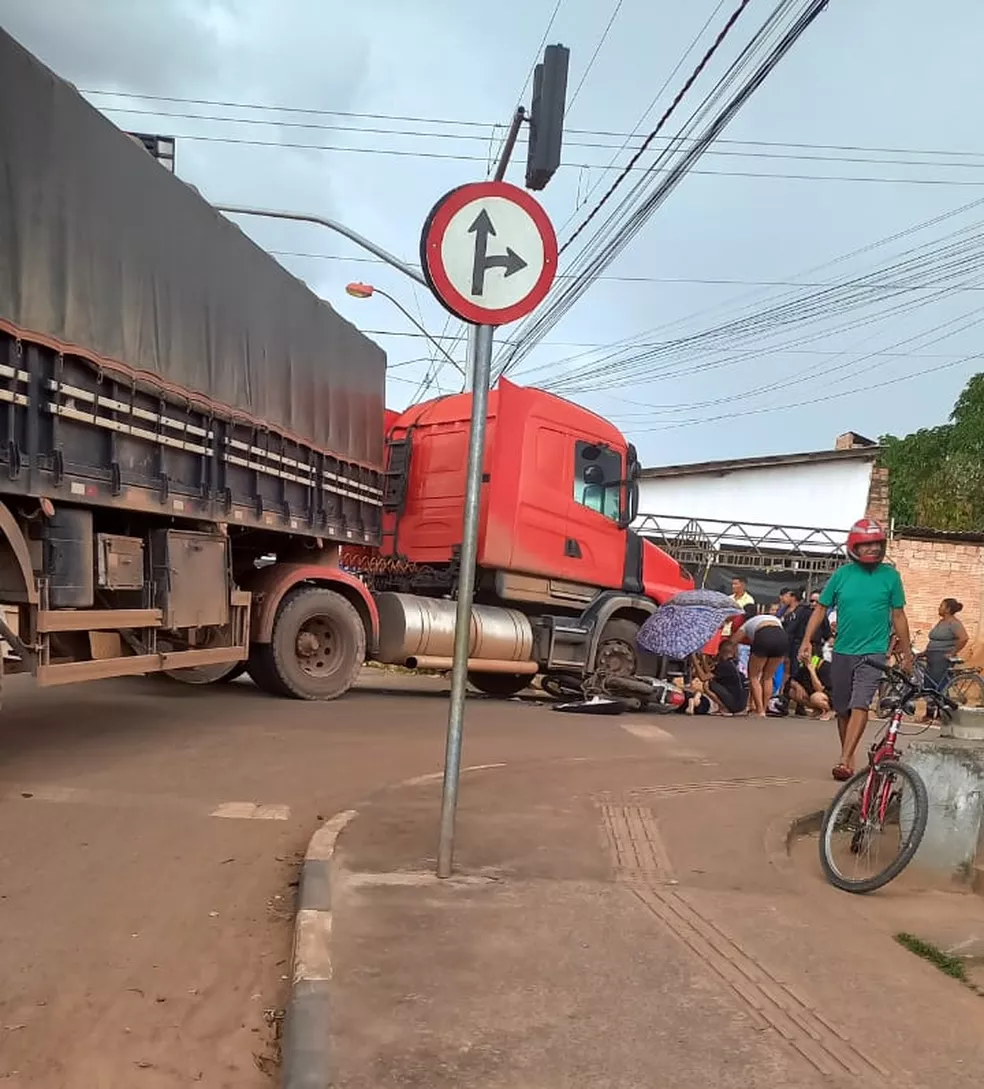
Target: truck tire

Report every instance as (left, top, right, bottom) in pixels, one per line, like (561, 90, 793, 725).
(252, 586, 366, 701)
(594, 617, 663, 679)
(595, 618, 643, 678)
(467, 671, 532, 698)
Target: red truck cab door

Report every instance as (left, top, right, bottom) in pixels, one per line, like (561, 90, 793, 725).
(559, 439, 628, 588)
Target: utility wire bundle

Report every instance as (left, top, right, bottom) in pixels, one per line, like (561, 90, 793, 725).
(522, 205, 984, 398)
(494, 0, 832, 381)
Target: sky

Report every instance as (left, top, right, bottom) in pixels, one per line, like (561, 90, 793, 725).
(2, 0, 984, 467)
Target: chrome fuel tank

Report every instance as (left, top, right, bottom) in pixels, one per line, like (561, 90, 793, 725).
(375, 592, 535, 667)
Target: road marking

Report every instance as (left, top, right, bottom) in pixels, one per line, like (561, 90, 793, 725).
(619, 722, 675, 743)
(211, 801, 291, 821)
(618, 721, 703, 758)
(4, 784, 293, 821)
(399, 762, 507, 788)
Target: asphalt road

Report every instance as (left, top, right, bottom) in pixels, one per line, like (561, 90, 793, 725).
(0, 669, 848, 1088)
(0, 669, 680, 1088)
(0, 669, 459, 1087)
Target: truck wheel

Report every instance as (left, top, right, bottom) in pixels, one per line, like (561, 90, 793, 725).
(595, 618, 642, 678)
(467, 671, 532, 697)
(258, 586, 366, 700)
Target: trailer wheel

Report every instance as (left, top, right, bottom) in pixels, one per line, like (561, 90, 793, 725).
(467, 671, 532, 698)
(259, 586, 366, 700)
(164, 661, 245, 685)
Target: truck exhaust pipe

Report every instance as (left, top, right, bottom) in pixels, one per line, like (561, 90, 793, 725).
(405, 655, 538, 673)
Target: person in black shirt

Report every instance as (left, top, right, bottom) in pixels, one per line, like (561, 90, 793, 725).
(781, 588, 811, 649)
(788, 656, 832, 718)
(808, 589, 832, 652)
(767, 588, 811, 715)
(704, 643, 748, 716)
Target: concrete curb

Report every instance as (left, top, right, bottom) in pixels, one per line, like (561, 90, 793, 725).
(281, 808, 357, 1089)
(763, 805, 825, 876)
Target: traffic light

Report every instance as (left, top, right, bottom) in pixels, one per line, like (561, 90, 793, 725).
(525, 44, 569, 191)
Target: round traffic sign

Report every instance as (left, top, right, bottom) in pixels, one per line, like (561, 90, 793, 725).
(420, 181, 558, 326)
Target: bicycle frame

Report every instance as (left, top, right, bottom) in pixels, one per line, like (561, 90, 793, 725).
(860, 716, 901, 826)
(861, 662, 955, 825)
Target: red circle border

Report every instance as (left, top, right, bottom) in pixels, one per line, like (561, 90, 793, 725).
(420, 181, 558, 326)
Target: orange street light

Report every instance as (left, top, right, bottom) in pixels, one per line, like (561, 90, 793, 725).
(344, 282, 463, 376)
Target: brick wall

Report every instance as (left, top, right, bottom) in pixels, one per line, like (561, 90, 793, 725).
(888, 534, 984, 664)
(865, 465, 890, 526)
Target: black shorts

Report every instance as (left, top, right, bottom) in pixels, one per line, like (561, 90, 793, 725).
(750, 625, 789, 659)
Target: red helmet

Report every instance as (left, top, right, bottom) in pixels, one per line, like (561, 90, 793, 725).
(846, 518, 887, 564)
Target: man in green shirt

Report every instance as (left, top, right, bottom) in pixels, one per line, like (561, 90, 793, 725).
(799, 519, 912, 781)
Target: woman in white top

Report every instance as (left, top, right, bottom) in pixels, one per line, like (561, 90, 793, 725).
(726, 613, 790, 717)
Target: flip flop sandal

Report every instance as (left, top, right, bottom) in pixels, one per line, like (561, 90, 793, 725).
(831, 764, 853, 782)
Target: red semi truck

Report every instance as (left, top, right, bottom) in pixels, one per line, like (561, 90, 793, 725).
(0, 30, 692, 704)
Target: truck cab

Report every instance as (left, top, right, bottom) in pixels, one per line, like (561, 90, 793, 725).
(370, 378, 692, 694)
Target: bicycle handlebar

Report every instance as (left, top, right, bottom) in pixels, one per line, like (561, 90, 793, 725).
(861, 656, 960, 711)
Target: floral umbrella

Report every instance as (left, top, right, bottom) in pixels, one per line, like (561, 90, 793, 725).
(636, 590, 743, 660)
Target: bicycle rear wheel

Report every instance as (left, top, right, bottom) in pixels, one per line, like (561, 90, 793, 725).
(819, 760, 928, 894)
(945, 671, 984, 709)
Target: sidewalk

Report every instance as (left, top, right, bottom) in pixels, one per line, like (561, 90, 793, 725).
(326, 712, 984, 1089)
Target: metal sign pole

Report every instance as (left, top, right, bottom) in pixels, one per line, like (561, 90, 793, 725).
(427, 59, 565, 876)
(436, 322, 493, 878)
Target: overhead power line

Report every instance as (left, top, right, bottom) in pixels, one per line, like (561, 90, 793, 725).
(561, 0, 754, 254)
(84, 90, 984, 161)
(96, 126, 984, 187)
(522, 197, 984, 394)
(487, 0, 566, 172)
(95, 104, 984, 176)
(272, 246, 984, 289)
(497, 0, 836, 379)
(618, 350, 984, 434)
(567, 0, 625, 109)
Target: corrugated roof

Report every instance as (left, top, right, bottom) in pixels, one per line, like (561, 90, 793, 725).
(640, 445, 880, 479)
(893, 526, 984, 544)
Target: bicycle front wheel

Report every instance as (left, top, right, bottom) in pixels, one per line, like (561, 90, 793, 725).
(819, 760, 928, 894)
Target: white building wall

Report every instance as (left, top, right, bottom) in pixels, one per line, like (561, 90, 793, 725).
(637, 459, 874, 531)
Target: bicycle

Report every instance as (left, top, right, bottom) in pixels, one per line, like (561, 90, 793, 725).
(819, 660, 957, 894)
(876, 654, 984, 720)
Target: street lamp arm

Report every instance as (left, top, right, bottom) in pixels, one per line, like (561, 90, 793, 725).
(371, 288, 464, 377)
(214, 203, 428, 288)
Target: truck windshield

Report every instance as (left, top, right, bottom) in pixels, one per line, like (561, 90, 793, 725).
(573, 441, 623, 522)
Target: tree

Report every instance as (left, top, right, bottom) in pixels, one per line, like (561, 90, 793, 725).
(879, 373, 984, 531)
